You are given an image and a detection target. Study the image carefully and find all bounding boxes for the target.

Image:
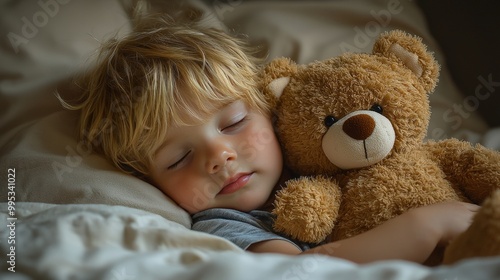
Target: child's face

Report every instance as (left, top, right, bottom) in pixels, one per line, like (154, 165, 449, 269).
(150, 100, 283, 214)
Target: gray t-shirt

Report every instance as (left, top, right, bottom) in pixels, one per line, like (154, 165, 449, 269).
(191, 208, 319, 251)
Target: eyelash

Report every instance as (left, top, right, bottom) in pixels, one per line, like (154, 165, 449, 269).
(167, 151, 191, 170)
(222, 116, 248, 132)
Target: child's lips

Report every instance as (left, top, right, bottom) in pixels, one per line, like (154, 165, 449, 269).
(218, 173, 253, 195)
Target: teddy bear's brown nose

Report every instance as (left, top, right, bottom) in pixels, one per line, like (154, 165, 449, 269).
(342, 114, 375, 140)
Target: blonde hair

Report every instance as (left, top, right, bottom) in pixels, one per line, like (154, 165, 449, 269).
(60, 16, 270, 177)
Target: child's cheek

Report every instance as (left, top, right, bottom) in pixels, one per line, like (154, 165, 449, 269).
(239, 126, 275, 162)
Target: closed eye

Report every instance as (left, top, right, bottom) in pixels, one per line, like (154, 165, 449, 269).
(167, 151, 191, 170)
(221, 116, 248, 132)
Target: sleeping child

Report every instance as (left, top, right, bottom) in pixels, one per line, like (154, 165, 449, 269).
(59, 15, 478, 264)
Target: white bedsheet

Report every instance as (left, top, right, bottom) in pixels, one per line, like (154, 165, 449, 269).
(1, 202, 500, 280)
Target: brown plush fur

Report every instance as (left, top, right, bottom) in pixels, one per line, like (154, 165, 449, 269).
(262, 30, 500, 264)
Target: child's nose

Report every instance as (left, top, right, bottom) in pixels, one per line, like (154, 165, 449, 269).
(206, 143, 237, 174)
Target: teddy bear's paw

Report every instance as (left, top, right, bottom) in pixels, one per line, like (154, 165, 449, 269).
(443, 190, 500, 264)
(272, 176, 342, 243)
(460, 144, 500, 203)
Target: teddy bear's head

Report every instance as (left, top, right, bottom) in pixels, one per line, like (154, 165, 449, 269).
(261, 30, 440, 175)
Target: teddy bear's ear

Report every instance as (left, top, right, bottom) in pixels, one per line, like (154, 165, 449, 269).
(372, 30, 440, 92)
(260, 57, 298, 106)
(268, 77, 291, 99)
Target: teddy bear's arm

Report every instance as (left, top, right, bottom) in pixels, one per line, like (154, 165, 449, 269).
(443, 190, 500, 264)
(272, 175, 342, 244)
(426, 139, 500, 204)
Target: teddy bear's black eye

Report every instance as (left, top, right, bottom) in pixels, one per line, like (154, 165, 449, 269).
(324, 115, 338, 127)
(370, 104, 383, 114)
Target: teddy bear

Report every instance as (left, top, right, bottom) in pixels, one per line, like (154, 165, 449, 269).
(260, 30, 500, 264)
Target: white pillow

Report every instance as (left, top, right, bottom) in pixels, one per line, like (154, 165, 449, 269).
(1, 110, 191, 227)
(0, 0, 135, 131)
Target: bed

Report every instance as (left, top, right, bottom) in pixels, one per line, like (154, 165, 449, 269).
(1, 0, 500, 279)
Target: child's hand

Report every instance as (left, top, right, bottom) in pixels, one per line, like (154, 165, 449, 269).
(409, 201, 479, 246)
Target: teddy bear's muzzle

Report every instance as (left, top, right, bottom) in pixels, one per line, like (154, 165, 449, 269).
(322, 110, 396, 170)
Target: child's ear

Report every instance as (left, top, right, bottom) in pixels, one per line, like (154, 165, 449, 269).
(372, 30, 440, 93)
(260, 57, 298, 106)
